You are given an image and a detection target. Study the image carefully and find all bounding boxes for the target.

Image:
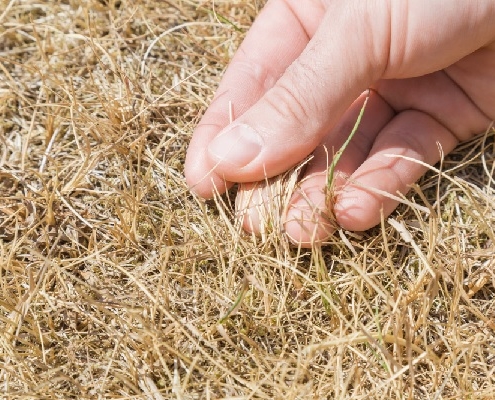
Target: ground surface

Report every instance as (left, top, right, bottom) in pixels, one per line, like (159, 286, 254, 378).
(1, 1, 495, 399)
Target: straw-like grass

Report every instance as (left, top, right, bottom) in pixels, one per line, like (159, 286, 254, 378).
(1, 1, 494, 398)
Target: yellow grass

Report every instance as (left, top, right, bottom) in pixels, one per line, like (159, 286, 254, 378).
(1, 0, 494, 398)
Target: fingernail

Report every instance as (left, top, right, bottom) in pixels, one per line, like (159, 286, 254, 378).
(208, 123, 263, 168)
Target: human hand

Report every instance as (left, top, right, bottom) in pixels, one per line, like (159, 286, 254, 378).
(184, 0, 495, 247)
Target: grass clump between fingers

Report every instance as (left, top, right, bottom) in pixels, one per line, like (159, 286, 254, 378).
(1, 0, 495, 399)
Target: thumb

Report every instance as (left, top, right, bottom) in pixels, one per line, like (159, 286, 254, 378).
(206, 2, 389, 182)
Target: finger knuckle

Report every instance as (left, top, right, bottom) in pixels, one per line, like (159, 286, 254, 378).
(267, 84, 310, 128)
(266, 61, 322, 129)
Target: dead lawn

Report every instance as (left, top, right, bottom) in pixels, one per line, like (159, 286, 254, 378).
(1, 0, 494, 398)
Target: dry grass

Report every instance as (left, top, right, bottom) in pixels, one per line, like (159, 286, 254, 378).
(1, 0, 495, 398)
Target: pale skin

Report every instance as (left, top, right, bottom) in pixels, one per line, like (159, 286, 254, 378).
(184, 0, 495, 247)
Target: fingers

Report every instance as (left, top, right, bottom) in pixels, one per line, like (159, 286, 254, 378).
(444, 44, 495, 122)
(333, 110, 459, 230)
(184, 0, 325, 198)
(282, 91, 395, 245)
(200, 1, 390, 185)
(236, 91, 394, 244)
(373, 72, 492, 141)
(280, 108, 458, 246)
(250, 67, 491, 246)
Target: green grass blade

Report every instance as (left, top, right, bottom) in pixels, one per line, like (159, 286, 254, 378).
(327, 91, 370, 190)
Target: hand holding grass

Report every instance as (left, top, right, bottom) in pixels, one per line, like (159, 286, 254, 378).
(185, 0, 495, 247)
